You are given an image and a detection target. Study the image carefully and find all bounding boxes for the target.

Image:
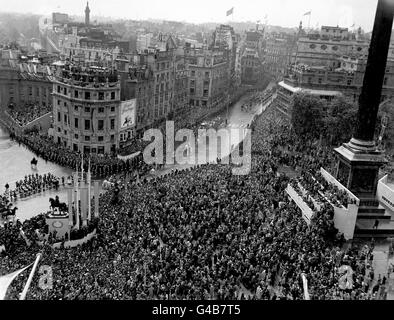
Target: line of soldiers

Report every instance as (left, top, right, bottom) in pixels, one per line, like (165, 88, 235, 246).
(11, 132, 150, 179)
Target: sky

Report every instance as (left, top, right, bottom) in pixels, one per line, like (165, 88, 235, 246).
(0, 0, 380, 31)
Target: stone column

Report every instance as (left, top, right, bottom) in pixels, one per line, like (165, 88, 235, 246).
(334, 0, 393, 198)
(350, 0, 394, 150)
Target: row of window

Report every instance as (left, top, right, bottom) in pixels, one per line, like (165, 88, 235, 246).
(156, 62, 171, 71)
(57, 112, 116, 130)
(57, 85, 116, 100)
(57, 101, 116, 114)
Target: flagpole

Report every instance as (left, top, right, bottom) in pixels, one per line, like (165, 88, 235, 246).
(20, 253, 41, 300)
(87, 157, 91, 221)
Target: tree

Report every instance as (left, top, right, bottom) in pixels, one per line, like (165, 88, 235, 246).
(291, 94, 358, 145)
(291, 93, 326, 138)
(324, 97, 358, 145)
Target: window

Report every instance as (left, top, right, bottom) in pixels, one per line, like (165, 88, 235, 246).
(64, 130, 67, 135)
(98, 146, 105, 154)
(110, 106, 115, 112)
(98, 136, 104, 142)
(98, 92, 104, 100)
(205, 71, 209, 78)
(384, 77, 388, 86)
(74, 105, 79, 112)
(57, 127, 61, 132)
(203, 89, 209, 97)
(85, 119, 90, 130)
(85, 92, 91, 100)
(84, 135, 90, 141)
(64, 114, 67, 124)
(309, 44, 316, 49)
(73, 144, 78, 152)
(110, 119, 115, 130)
(110, 134, 115, 142)
(321, 45, 327, 50)
(332, 46, 338, 51)
(98, 119, 104, 131)
(63, 88, 67, 95)
(57, 112, 61, 122)
(75, 90, 79, 98)
(84, 107, 90, 113)
(57, 86, 61, 93)
(191, 70, 195, 77)
(111, 92, 115, 100)
(98, 107, 104, 113)
(74, 134, 79, 139)
(58, 100, 61, 106)
(74, 118, 79, 128)
(203, 80, 209, 87)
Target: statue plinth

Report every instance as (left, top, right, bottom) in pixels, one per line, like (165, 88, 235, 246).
(334, 139, 387, 199)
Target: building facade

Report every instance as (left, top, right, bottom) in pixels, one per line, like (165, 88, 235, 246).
(0, 50, 53, 110)
(185, 47, 229, 108)
(52, 66, 121, 154)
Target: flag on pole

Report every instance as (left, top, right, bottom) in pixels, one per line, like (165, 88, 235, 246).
(351, 23, 355, 27)
(303, 11, 311, 16)
(226, 7, 234, 16)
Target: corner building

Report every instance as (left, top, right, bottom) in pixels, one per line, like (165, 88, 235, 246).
(52, 66, 121, 154)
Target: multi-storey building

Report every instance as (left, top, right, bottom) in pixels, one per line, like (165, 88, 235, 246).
(185, 46, 229, 108)
(212, 25, 238, 85)
(0, 49, 53, 110)
(239, 47, 263, 84)
(52, 65, 121, 154)
(264, 33, 297, 81)
(237, 29, 266, 85)
(173, 53, 189, 114)
(274, 57, 394, 117)
(120, 64, 155, 140)
(136, 33, 154, 53)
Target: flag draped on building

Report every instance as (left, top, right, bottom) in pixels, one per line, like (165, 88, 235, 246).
(226, 7, 234, 16)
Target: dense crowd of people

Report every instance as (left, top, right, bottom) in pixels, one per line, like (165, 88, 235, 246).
(291, 170, 353, 209)
(0, 102, 384, 300)
(8, 131, 151, 178)
(7, 103, 52, 127)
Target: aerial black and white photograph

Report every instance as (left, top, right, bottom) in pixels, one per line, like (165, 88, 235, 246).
(1, 0, 394, 307)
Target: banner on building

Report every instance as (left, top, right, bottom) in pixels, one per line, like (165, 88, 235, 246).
(120, 99, 137, 129)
